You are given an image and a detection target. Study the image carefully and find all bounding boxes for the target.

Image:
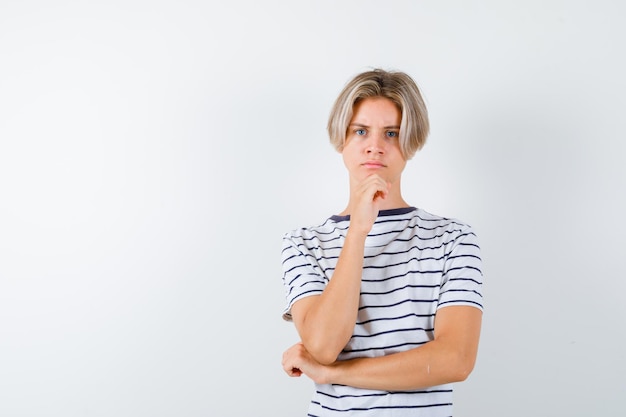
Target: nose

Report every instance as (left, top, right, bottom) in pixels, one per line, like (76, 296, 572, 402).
(366, 135, 385, 154)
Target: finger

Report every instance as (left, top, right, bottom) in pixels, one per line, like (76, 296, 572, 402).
(359, 180, 388, 202)
(368, 176, 389, 193)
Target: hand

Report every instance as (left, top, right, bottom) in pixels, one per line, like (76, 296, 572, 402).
(349, 174, 389, 235)
(282, 342, 332, 384)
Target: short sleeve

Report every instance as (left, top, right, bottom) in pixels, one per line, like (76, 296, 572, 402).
(437, 225, 484, 311)
(281, 234, 328, 321)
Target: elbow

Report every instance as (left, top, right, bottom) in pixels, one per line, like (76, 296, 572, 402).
(308, 345, 341, 366)
(451, 364, 473, 383)
(449, 353, 476, 382)
(303, 339, 343, 365)
(315, 354, 339, 366)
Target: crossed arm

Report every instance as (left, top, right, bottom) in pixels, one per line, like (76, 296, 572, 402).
(282, 304, 482, 391)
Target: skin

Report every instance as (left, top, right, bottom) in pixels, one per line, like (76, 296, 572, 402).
(282, 97, 482, 391)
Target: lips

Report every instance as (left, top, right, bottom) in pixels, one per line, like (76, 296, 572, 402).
(362, 160, 386, 168)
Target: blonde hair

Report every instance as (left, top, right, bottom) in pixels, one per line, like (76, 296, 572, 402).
(327, 68, 429, 160)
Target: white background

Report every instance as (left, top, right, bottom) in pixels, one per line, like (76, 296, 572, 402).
(1, 1, 625, 416)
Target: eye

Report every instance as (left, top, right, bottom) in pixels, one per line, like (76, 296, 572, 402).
(355, 129, 366, 136)
(386, 131, 399, 138)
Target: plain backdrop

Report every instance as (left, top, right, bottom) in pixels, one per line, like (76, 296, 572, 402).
(1, 1, 625, 416)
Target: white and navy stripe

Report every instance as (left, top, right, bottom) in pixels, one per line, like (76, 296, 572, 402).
(281, 207, 483, 416)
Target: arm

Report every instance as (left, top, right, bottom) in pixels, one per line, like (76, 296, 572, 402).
(290, 175, 389, 365)
(283, 305, 482, 390)
(290, 229, 366, 365)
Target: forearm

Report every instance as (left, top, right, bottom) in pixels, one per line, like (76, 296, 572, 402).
(297, 230, 367, 363)
(322, 307, 482, 390)
(326, 339, 474, 391)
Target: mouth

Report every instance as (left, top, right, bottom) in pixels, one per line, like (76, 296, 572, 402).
(362, 161, 386, 169)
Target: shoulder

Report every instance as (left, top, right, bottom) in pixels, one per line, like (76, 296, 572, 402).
(410, 208, 476, 236)
(405, 209, 481, 259)
(283, 216, 346, 242)
(281, 216, 347, 254)
(412, 207, 469, 226)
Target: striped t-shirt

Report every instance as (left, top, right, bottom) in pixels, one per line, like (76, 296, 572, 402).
(281, 207, 483, 417)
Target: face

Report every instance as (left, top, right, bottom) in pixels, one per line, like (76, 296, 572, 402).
(342, 97, 406, 185)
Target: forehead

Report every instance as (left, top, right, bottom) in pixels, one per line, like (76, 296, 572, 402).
(351, 97, 401, 125)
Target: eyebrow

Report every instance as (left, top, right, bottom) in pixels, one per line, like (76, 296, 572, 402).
(349, 123, 400, 129)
